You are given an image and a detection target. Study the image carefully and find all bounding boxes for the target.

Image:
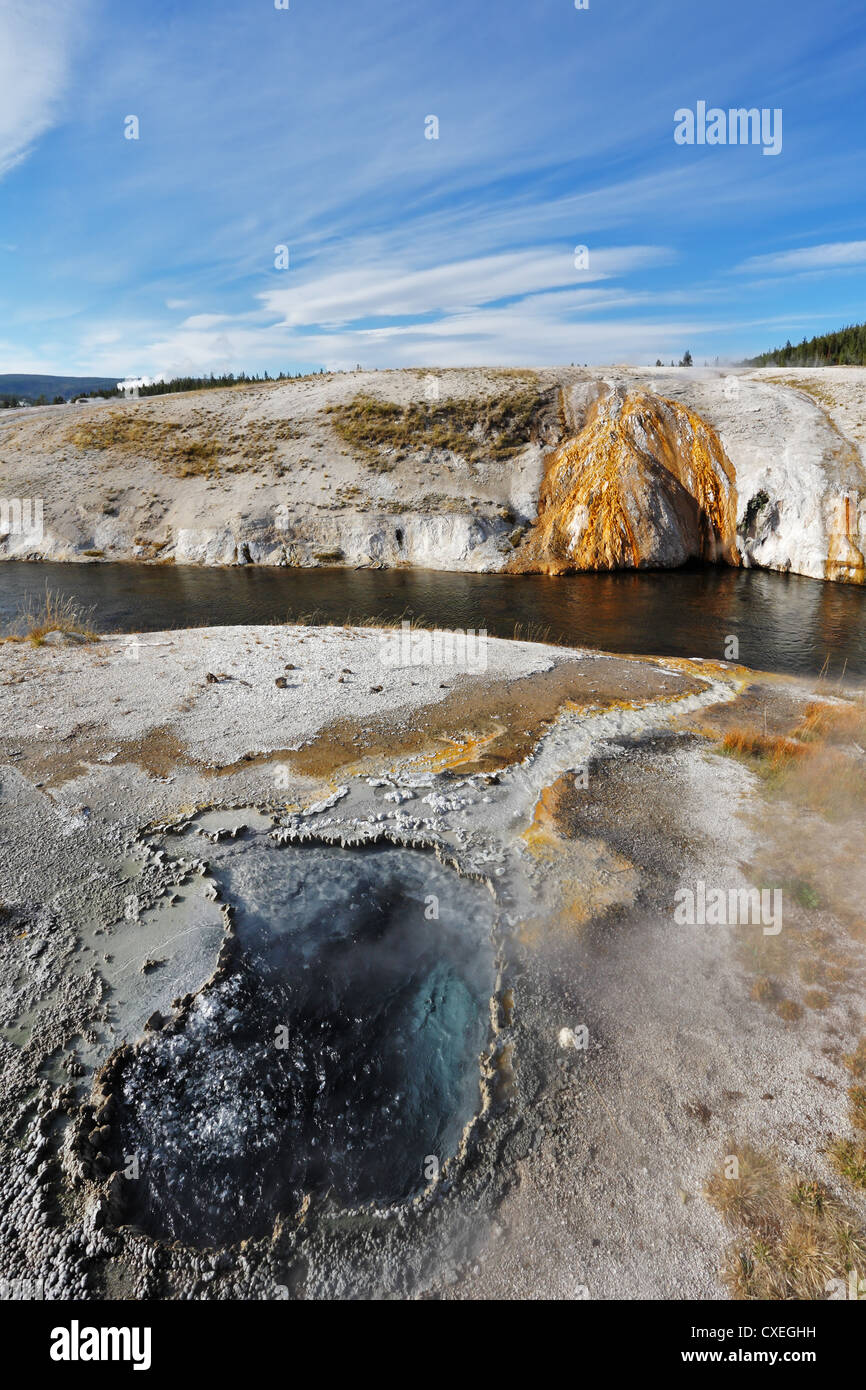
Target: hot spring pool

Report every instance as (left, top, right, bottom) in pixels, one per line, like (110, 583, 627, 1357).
(108, 840, 498, 1247)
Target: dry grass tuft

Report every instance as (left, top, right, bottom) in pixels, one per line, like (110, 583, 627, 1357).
(799, 700, 866, 744)
(827, 1056, 866, 1193)
(849, 1086, 866, 1132)
(803, 988, 831, 1010)
(750, 976, 778, 1003)
(828, 1138, 866, 1190)
(705, 1144, 783, 1230)
(706, 1143, 866, 1299)
(721, 727, 807, 768)
(13, 589, 99, 645)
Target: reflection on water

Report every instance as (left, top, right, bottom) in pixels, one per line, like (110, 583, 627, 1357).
(1, 560, 864, 680)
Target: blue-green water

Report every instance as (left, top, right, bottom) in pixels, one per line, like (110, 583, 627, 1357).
(111, 843, 496, 1246)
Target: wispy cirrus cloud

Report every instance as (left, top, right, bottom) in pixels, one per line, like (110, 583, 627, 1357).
(734, 240, 866, 275)
(0, 0, 88, 179)
(256, 246, 674, 329)
(55, 246, 669, 377)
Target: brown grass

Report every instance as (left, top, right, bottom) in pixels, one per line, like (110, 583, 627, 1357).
(828, 1138, 866, 1190)
(799, 700, 866, 744)
(706, 1143, 866, 1299)
(12, 588, 100, 646)
(750, 976, 778, 1003)
(822, 1045, 866, 1195)
(776, 998, 804, 1022)
(721, 727, 808, 768)
(719, 698, 866, 818)
(67, 414, 220, 477)
(706, 1144, 782, 1228)
(798, 957, 824, 985)
(827, 1049, 866, 1193)
(803, 988, 831, 1010)
(325, 388, 553, 468)
(66, 409, 300, 477)
(849, 1086, 866, 1131)
(844, 1038, 866, 1080)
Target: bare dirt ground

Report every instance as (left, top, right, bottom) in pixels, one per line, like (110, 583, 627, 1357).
(1, 626, 864, 1299)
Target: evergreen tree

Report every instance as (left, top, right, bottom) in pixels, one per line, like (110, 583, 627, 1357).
(746, 322, 866, 367)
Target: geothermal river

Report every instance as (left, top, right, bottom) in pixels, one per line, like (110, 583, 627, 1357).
(2, 560, 865, 679)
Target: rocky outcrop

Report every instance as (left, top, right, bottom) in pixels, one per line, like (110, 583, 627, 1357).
(664, 371, 866, 585)
(511, 387, 739, 574)
(1, 365, 864, 582)
(171, 511, 512, 571)
(511, 373, 866, 584)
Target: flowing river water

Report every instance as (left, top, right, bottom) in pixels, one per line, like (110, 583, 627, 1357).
(1, 560, 865, 679)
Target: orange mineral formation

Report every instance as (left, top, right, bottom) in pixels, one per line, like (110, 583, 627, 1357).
(826, 492, 866, 583)
(512, 387, 740, 574)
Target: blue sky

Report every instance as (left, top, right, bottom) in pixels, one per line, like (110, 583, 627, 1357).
(1, 0, 865, 377)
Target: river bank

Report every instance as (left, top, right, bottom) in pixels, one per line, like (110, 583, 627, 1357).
(2, 365, 865, 584)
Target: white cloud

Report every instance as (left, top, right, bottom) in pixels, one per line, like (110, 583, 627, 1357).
(73, 245, 665, 375)
(15, 294, 818, 380)
(0, 1, 85, 179)
(258, 246, 673, 328)
(179, 313, 234, 330)
(66, 295, 724, 379)
(734, 241, 866, 275)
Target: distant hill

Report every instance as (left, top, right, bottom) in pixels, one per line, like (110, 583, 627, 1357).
(746, 323, 866, 368)
(0, 374, 120, 404)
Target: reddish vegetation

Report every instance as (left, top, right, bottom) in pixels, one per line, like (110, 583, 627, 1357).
(721, 697, 866, 817)
(721, 728, 808, 768)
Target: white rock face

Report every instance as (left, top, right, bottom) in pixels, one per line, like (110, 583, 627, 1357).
(702, 376, 864, 581)
(172, 512, 507, 571)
